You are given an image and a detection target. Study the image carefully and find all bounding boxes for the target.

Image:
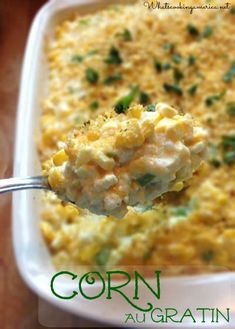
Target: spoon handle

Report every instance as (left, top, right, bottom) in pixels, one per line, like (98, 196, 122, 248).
(0, 176, 50, 194)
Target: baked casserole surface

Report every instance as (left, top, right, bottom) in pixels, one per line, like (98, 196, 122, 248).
(39, 3, 235, 274)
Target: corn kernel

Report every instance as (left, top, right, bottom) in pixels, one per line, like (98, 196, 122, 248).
(116, 119, 144, 148)
(171, 181, 184, 192)
(52, 149, 68, 166)
(87, 131, 100, 141)
(142, 120, 154, 139)
(128, 105, 142, 119)
(40, 222, 55, 243)
(48, 168, 65, 190)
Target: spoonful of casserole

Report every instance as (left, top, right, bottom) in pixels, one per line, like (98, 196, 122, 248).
(41, 102, 207, 218)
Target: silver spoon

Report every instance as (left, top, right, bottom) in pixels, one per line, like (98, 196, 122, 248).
(0, 176, 50, 194)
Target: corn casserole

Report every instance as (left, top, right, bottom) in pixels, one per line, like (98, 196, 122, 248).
(39, 2, 235, 274)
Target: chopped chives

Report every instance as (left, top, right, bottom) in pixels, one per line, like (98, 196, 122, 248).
(139, 91, 151, 105)
(222, 135, 235, 149)
(147, 104, 156, 112)
(137, 173, 155, 187)
(188, 84, 198, 96)
(114, 86, 139, 114)
(116, 29, 132, 41)
(163, 83, 183, 96)
(172, 54, 182, 64)
(87, 49, 99, 56)
(79, 18, 90, 25)
(104, 73, 122, 85)
(71, 54, 83, 63)
(154, 58, 162, 72)
(173, 68, 184, 83)
(202, 250, 214, 262)
(85, 68, 99, 84)
(162, 63, 172, 70)
(162, 43, 175, 52)
(205, 91, 225, 107)
(104, 47, 123, 65)
(226, 102, 235, 116)
(201, 25, 213, 38)
(89, 101, 99, 110)
(71, 50, 98, 63)
(188, 55, 196, 66)
(171, 198, 198, 217)
(223, 62, 235, 83)
(187, 23, 199, 37)
(224, 151, 235, 165)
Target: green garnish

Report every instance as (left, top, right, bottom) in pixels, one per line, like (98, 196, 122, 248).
(104, 73, 122, 85)
(89, 101, 99, 110)
(187, 23, 199, 37)
(104, 47, 123, 65)
(224, 151, 235, 165)
(116, 29, 132, 41)
(187, 84, 198, 96)
(139, 91, 151, 105)
(154, 59, 171, 72)
(172, 207, 188, 217)
(85, 68, 99, 84)
(226, 102, 235, 116)
(163, 83, 183, 96)
(114, 86, 139, 114)
(222, 135, 235, 149)
(71, 54, 83, 63)
(223, 62, 235, 83)
(172, 54, 182, 64)
(188, 55, 196, 66)
(171, 198, 198, 217)
(202, 250, 214, 262)
(208, 143, 221, 168)
(162, 63, 172, 70)
(87, 49, 99, 56)
(143, 249, 153, 261)
(71, 50, 98, 63)
(201, 25, 213, 38)
(173, 68, 184, 83)
(135, 204, 154, 213)
(96, 247, 111, 267)
(136, 173, 156, 187)
(147, 104, 156, 112)
(154, 58, 162, 73)
(210, 159, 221, 168)
(162, 43, 175, 52)
(79, 18, 90, 25)
(222, 135, 235, 165)
(205, 91, 225, 107)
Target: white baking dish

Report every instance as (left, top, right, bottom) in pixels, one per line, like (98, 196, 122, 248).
(13, 0, 235, 327)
